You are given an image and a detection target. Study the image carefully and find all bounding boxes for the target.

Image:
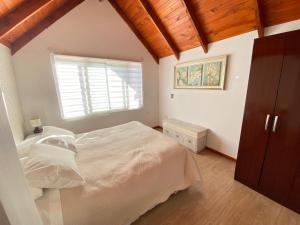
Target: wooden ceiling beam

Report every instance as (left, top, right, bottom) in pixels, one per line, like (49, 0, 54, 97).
(108, 0, 159, 64)
(138, 0, 180, 60)
(0, 39, 11, 49)
(254, 0, 264, 37)
(11, 0, 85, 54)
(0, 0, 53, 40)
(181, 0, 208, 53)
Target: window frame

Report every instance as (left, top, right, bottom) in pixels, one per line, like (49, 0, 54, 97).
(50, 53, 144, 120)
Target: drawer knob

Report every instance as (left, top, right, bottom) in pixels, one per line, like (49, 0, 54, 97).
(188, 140, 192, 143)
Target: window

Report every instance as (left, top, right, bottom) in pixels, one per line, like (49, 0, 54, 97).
(52, 54, 143, 119)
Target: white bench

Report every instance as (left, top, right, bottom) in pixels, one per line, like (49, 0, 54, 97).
(163, 119, 208, 153)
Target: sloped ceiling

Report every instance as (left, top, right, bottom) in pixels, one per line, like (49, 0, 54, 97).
(0, 0, 84, 53)
(0, 0, 299, 62)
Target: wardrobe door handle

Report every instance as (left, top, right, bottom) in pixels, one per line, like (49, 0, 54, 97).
(265, 114, 270, 131)
(272, 116, 279, 132)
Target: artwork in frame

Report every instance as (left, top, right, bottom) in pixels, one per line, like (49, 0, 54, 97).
(174, 55, 227, 89)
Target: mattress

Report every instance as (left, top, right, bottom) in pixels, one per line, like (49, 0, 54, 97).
(36, 121, 201, 225)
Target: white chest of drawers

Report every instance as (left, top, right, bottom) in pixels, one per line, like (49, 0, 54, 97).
(163, 119, 207, 153)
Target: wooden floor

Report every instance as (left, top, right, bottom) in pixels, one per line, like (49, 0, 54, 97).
(133, 149, 300, 225)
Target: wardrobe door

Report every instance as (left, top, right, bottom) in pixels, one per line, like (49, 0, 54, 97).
(259, 30, 300, 207)
(289, 163, 300, 213)
(235, 34, 285, 188)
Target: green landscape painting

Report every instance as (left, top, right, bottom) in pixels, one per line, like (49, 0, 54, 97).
(175, 67, 188, 86)
(202, 62, 222, 86)
(188, 64, 203, 86)
(174, 55, 227, 89)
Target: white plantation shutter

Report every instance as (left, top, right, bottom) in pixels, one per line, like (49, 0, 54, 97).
(86, 65, 110, 113)
(55, 64, 85, 118)
(52, 55, 143, 119)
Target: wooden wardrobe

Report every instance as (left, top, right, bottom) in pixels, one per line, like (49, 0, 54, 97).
(235, 29, 300, 213)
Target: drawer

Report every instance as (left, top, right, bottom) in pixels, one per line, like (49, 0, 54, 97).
(183, 134, 197, 150)
(163, 127, 175, 138)
(173, 130, 184, 143)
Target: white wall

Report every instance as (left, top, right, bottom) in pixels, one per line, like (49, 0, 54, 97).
(159, 20, 300, 158)
(0, 44, 24, 143)
(0, 91, 42, 225)
(13, 0, 159, 135)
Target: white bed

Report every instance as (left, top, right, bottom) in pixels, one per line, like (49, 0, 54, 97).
(36, 121, 201, 225)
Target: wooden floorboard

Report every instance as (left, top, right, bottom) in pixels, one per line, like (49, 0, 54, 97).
(133, 149, 300, 225)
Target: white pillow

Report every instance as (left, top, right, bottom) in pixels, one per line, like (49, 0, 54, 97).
(17, 126, 76, 158)
(37, 135, 77, 153)
(21, 144, 85, 189)
(43, 126, 75, 137)
(17, 136, 42, 158)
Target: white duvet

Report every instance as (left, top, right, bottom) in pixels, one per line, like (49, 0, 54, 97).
(36, 121, 200, 225)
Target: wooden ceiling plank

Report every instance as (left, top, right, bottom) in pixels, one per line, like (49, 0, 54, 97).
(254, 0, 264, 37)
(181, 0, 208, 53)
(108, 0, 159, 64)
(0, 0, 53, 39)
(138, 0, 180, 60)
(11, 0, 85, 54)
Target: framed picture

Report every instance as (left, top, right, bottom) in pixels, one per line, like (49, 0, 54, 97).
(174, 55, 227, 89)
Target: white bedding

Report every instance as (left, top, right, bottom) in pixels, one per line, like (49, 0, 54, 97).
(36, 121, 200, 225)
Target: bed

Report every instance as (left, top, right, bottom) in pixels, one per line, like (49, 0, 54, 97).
(35, 121, 201, 225)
